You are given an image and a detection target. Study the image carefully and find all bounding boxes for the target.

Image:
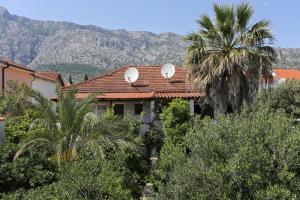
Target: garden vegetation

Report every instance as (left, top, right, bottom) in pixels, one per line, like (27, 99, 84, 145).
(0, 2, 299, 200)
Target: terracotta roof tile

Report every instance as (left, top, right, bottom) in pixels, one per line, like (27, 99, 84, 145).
(34, 72, 60, 81)
(34, 72, 65, 86)
(65, 65, 203, 99)
(273, 69, 300, 80)
(0, 57, 35, 72)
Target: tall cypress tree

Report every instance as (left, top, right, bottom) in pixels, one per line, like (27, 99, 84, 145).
(68, 75, 73, 85)
(84, 73, 88, 81)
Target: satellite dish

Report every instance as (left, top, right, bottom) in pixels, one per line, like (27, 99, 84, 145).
(161, 63, 175, 78)
(272, 72, 277, 77)
(124, 67, 139, 83)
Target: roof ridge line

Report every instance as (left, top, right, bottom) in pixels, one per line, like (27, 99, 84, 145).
(63, 66, 129, 89)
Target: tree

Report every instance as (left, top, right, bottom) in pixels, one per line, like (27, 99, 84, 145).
(267, 80, 300, 118)
(14, 88, 133, 162)
(155, 107, 300, 199)
(0, 81, 34, 116)
(84, 73, 88, 81)
(68, 75, 73, 85)
(185, 3, 277, 116)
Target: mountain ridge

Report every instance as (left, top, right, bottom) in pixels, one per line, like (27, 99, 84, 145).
(0, 6, 299, 82)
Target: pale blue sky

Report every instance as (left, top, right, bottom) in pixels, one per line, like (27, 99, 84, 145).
(0, 0, 299, 47)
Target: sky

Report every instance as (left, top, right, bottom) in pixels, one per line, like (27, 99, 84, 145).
(0, 0, 299, 47)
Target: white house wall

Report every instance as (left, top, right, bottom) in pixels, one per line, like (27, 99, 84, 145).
(32, 78, 57, 100)
(94, 100, 152, 124)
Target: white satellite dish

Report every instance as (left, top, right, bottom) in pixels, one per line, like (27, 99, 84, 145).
(161, 63, 175, 78)
(272, 72, 277, 77)
(124, 67, 139, 83)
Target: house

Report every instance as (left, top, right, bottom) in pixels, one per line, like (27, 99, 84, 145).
(272, 68, 300, 85)
(0, 58, 64, 99)
(260, 68, 300, 89)
(33, 72, 65, 100)
(64, 65, 204, 130)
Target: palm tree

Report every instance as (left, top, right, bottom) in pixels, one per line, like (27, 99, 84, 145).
(14, 88, 134, 162)
(185, 3, 277, 115)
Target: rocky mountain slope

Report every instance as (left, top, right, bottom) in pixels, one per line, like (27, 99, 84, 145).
(0, 6, 187, 81)
(0, 6, 299, 82)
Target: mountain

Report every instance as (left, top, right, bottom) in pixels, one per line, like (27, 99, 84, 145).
(0, 6, 299, 82)
(275, 48, 300, 69)
(0, 7, 187, 82)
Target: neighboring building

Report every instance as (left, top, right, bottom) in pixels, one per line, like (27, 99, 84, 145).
(272, 68, 300, 85)
(33, 72, 65, 100)
(0, 58, 35, 90)
(0, 58, 64, 99)
(260, 68, 300, 89)
(64, 65, 204, 132)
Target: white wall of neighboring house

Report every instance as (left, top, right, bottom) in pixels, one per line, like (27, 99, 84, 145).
(94, 100, 152, 123)
(32, 77, 57, 100)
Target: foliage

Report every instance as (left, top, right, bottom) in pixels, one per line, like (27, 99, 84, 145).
(160, 99, 190, 144)
(84, 73, 89, 81)
(259, 79, 300, 118)
(5, 109, 44, 144)
(68, 75, 73, 85)
(151, 99, 191, 191)
(13, 88, 100, 161)
(143, 125, 164, 155)
(0, 142, 58, 198)
(1, 158, 132, 200)
(155, 106, 300, 199)
(0, 81, 34, 116)
(0, 105, 149, 199)
(14, 88, 139, 163)
(185, 2, 277, 115)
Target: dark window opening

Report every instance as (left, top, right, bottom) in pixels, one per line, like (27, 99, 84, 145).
(194, 104, 202, 115)
(114, 104, 124, 116)
(134, 104, 143, 115)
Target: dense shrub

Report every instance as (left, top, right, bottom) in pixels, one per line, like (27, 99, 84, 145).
(5, 109, 44, 144)
(1, 159, 131, 200)
(155, 106, 300, 199)
(160, 99, 190, 144)
(0, 142, 58, 198)
(0, 81, 34, 116)
(259, 80, 300, 118)
(150, 99, 191, 191)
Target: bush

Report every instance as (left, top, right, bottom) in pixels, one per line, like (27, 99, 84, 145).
(0, 142, 58, 198)
(160, 99, 190, 144)
(5, 109, 44, 144)
(259, 80, 300, 118)
(0, 81, 34, 116)
(155, 106, 300, 199)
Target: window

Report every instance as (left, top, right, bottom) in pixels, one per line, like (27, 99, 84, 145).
(114, 104, 124, 116)
(97, 105, 107, 116)
(134, 104, 143, 115)
(194, 104, 201, 115)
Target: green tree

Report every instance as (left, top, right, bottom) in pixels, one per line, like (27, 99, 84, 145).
(14, 88, 133, 162)
(155, 107, 300, 199)
(84, 73, 89, 81)
(185, 3, 277, 115)
(0, 81, 34, 116)
(68, 75, 73, 85)
(263, 79, 300, 118)
(152, 99, 191, 191)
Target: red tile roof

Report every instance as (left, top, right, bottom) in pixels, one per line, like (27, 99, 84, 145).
(273, 69, 300, 80)
(65, 65, 204, 100)
(0, 57, 35, 72)
(34, 72, 65, 86)
(34, 72, 59, 81)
